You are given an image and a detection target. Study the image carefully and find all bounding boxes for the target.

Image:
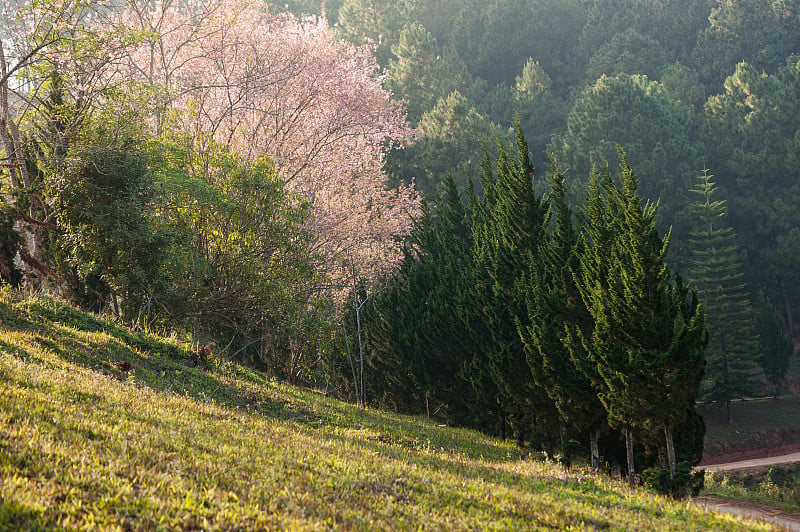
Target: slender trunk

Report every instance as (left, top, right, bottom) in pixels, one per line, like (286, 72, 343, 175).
(341, 324, 359, 406)
(625, 427, 635, 487)
(111, 289, 120, 318)
(0, 47, 43, 286)
(664, 424, 676, 480)
(590, 430, 600, 473)
(356, 298, 365, 408)
(780, 276, 795, 339)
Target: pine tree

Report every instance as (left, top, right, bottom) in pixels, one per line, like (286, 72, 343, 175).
(364, 174, 496, 429)
(574, 150, 706, 484)
(687, 170, 758, 423)
(519, 155, 607, 470)
(471, 128, 557, 445)
(755, 293, 794, 399)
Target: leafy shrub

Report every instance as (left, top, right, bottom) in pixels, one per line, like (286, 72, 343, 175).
(642, 461, 705, 497)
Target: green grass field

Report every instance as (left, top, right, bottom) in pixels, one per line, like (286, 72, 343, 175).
(0, 289, 778, 530)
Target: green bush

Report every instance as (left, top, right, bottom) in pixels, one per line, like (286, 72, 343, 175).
(643, 462, 705, 497)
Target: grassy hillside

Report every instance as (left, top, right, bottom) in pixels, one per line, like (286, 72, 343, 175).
(0, 289, 776, 530)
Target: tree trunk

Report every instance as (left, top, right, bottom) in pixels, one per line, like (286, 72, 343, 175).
(780, 276, 795, 339)
(341, 324, 359, 406)
(0, 45, 47, 287)
(590, 430, 601, 473)
(625, 427, 635, 487)
(355, 297, 365, 408)
(111, 289, 120, 318)
(664, 424, 676, 480)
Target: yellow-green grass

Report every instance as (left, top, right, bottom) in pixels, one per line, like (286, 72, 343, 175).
(0, 290, 776, 530)
(704, 464, 800, 515)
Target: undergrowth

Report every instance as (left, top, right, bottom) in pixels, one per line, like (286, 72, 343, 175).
(704, 464, 800, 515)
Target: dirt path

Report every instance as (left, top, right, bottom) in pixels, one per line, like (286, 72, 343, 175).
(695, 496, 800, 531)
(703, 451, 800, 472)
(693, 452, 800, 530)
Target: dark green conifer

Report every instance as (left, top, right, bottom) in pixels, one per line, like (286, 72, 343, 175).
(755, 293, 794, 399)
(519, 155, 607, 470)
(573, 150, 706, 484)
(471, 128, 556, 445)
(365, 173, 496, 429)
(687, 170, 758, 423)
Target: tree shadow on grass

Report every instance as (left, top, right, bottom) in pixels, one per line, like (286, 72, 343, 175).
(0, 293, 289, 419)
(0, 498, 62, 532)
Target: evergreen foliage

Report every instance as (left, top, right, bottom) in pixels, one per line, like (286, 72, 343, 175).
(385, 23, 469, 125)
(471, 129, 555, 445)
(368, 134, 706, 498)
(551, 73, 703, 242)
(704, 56, 800, 337)
(687, 170, 757, 422)
(518, 155, 607, 469)
(385, 90, 504, 197)
(363, 174, 498, 429)
(512, 60, 568, 168)
(571, 150, 706, 484)
(755, 293, 795, 398)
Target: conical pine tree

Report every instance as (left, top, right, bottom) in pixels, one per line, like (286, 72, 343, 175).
(687, 170, 757, 423)
(471, 128, 557, 446)
(518, 155, 608, 470)
(574, 150, 706, 484)
(364, 174, 493, 427)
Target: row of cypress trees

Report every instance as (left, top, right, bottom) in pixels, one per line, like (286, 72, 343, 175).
(360, 130, 708, 490)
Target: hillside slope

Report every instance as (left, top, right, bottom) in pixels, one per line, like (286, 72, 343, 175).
(0, 290, 776, 530)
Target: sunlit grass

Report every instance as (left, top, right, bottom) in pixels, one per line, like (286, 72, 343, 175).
(704, 465, 800, 515)
(0, 289, 778, 530)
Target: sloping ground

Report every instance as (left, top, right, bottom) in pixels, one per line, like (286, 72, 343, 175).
(0, 290, 778, 530)
(696, 497, 800, 532)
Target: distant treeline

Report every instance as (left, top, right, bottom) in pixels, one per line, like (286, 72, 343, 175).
(273, 0, 798, 425)
(277, 0, 800, 343)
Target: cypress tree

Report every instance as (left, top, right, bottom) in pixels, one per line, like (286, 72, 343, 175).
(471, 128, 557, 445)
(519, 155, 608, 470)
(687, 170, 758, 423)
(574, 150, 706, 484)
(364, 174, 495, 429)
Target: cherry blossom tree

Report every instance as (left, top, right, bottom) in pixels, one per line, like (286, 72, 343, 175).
(113, 0, 420, 304)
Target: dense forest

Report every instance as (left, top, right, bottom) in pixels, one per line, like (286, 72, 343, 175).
(1, 0, 797, 492)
